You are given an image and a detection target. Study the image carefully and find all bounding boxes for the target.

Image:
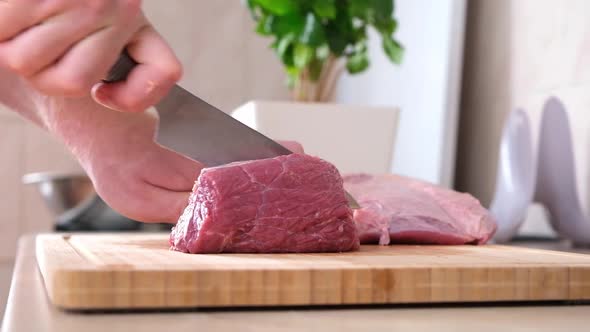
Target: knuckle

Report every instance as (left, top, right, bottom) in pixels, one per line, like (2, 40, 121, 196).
(35, 0, 75, 22)
(84, 0, 112, 16)
(121, 0, 142, 13)
(168, 64, 183, 82)
(118, 0, 142, 19)
(50, 0, 70, 9)
(117, 95, 145, 112)
(38, 0, 68, 16)
(161, 63, 182, 85)
(0, 49, 34, 76)
(29, 80, 59, 96)
(46, 0, 69, 7)
(56, 71, 95, 95)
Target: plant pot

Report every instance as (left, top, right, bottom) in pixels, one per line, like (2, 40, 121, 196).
(232, 100, 400, 174)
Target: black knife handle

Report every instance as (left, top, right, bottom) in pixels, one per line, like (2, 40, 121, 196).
(103, 50, 138, 83)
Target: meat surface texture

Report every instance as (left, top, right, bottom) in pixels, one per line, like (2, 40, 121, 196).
(170, 154, 359, 253)
(343, 174, 497, 245)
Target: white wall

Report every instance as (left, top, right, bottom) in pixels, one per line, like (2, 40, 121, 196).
(335, 0, 466, 187)
(457, 0, 590, 237)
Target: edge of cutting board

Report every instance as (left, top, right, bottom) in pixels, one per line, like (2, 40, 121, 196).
(35, 233, 590, 310)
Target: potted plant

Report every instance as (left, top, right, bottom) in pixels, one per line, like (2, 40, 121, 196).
(233, 0, 404, 173)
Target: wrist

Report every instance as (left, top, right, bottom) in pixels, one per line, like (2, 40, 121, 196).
(0, 68, 44, 125)
(41, 95, 158, 168)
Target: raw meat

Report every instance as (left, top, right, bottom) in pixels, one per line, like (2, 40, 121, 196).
(343, 174, 496, 245)
(170, 154, 359, 253)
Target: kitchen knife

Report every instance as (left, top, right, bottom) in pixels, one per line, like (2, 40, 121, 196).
(105, 52, 360, 209)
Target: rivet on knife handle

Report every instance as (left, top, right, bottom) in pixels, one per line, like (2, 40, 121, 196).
(104, 51, 137, 83)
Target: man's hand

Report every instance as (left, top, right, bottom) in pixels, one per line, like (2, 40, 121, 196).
(0, 0, 180, 112)
(41, 94, 203, 223)
(279, 141, 304, 154)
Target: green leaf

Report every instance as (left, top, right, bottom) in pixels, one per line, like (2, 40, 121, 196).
(251, 0, 299, 16)
(373, 0, 394, 21)
(383, 36, 404, 64)
(270, 38, 280, 49)
(375, 18, 397, 36)
(255, 14, 273, 35)
(299, 13, 326, 46)
(348, 0, 370, 19)
(276, 34, 296, 66)
(373, 1, 395, 35)
(285, 66, 300, 88)
(312, 0, 336, 19)
(244, 0, 259, 19)
(316, 45, 330, 60)
(349, 0, 394, 27)
(277, 35, 294, 56)
(346, 52, 369, 74)
(326, 29, 347, 55)
(325, 7, 353, 55)
(268, 13, 305, 37)
(294, 44, 313, 69)
(246, 0, 403, 90)
(351, 25, 367, 44)
(353, 40, 368, 54)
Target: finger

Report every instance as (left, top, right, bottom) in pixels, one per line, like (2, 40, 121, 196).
(30, 24, 134, 96)
(99, 181, 191, 224)
(80, 133, 199, 224)
(126, 188, 192, 223)
(92, 25, 182, 112)
(0, 11, 101, 77)
(134, 146, 202, 223)
(145, 190, 193, 223)
(141, 145, 204, 192)
(278, 140, 305, 153)
(0, 2, 31, 41)
(0, 0, 66, 42)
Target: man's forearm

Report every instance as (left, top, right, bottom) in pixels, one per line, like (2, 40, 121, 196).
(0, 67, 158, 170)
(0, 68, 45, 127)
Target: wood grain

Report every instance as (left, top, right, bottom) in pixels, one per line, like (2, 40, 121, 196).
(36, 233, 590, 310)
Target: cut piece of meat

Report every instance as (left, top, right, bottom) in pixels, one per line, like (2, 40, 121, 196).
(170, 154, 359, 254)
(343, 174, 497, 245)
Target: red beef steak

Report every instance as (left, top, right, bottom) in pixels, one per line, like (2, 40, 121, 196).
(343, 174, 497, 245)
(170, 154, 360, 253)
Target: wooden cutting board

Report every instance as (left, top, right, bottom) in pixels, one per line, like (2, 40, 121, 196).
(36, 233, 590, 310)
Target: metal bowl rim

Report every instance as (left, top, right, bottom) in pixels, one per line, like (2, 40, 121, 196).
(22, 171, 90, 185)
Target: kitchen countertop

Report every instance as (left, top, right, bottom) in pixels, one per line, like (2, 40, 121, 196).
(3, 235, 590, 332)
(0, 261, 13, 325)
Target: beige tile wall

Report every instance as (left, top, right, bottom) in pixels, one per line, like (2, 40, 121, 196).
(0, 112, 24, 260)
(456, 0, 590, 233)
(0, 107, 81, 261)
(0, 261, 14, 318)
(143, 0, 290, 111)
(0, 1, 288, 261)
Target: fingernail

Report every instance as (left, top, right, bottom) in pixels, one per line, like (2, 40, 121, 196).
(91, 83, 118, 111)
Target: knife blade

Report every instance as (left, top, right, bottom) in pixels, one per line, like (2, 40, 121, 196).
(105, 52, 360, 209)
(155, 85, 293, 166)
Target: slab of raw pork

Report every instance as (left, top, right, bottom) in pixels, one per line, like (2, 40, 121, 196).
(343, 174, 496, 245)
(170, 154, 359, 253)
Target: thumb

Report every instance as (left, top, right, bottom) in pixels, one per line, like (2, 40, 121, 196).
(91, 25, 181, 112)
(278, 140, 305, 154)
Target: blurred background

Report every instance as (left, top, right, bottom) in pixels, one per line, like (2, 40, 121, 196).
(1, 0, 590, 313)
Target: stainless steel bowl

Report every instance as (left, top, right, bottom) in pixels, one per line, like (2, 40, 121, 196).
(22, 172, 96, 217)
(22, 171, 169, 232)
